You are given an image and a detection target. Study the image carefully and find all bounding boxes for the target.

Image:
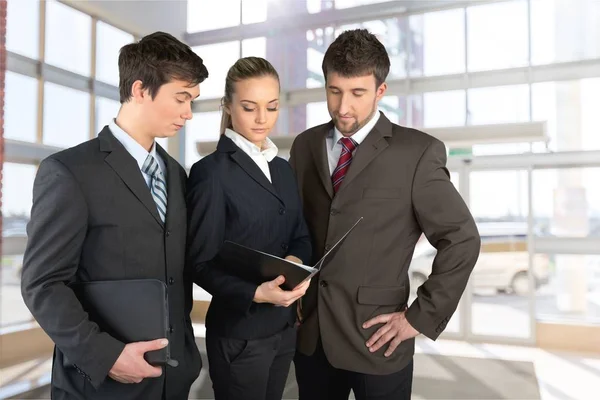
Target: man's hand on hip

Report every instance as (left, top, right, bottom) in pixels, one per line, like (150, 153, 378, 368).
(363, 311, 419, 357)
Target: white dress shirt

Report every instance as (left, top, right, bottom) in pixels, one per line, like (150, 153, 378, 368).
(326, 110, 381, 175)
(224, 128, 279, 183)
(109, 119, 167, 188)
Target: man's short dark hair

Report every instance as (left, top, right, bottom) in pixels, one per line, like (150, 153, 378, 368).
(118, 31, 209, 103)
(322, 29, 390, 87)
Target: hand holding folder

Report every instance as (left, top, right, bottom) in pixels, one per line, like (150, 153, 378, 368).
(217, 217, 362, 291)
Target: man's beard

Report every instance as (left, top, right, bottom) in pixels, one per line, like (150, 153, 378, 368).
(333, 104, 377, 135)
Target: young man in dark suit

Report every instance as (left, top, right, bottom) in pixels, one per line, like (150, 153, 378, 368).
(21, 32, 208, 400)
(289, 29, 481, 400)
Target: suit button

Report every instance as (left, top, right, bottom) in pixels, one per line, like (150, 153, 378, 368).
(281, 243, 288, 251)
(319, 280, 328, 288)
(279, 208, 286, 215)
(324, 244, 332, 251)
(330, 209, 339, 216)
(169, 325, 174, 334)
(166, 230, 171, 237)
(168, 277, 175, 285)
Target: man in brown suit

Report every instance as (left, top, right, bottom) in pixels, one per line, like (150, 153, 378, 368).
(289, 29, 481, 400)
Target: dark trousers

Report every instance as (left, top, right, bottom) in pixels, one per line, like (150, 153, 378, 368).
(294, 340, 413, 400)
(206, 326, 296, 400)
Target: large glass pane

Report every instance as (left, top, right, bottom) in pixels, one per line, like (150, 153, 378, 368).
(531, 0, 600, 65)
(185, 111, 221, 169)
(533, 168, 600, 238)
(6, 0, 39, 59)
(410, 9, 465, 77)
(468, 85, 530, 125)
(306, 102, 330, 130)
(242, 0, 267, 24)
(1, 163, 36, 327)
(535, 253, 600, 324)
(193, 42, 240, 99)
(467, 0, 529, 72)
(470, 170, 531, 339)
(335, 0, 395, 9)
(533, 78, 600, 152)
(304, 27, 336, 88)
(187, 0, 240, 32)
(96, 21, 134, 86)
(45, 0, 92, 76)
(43, 83, 90, 148)
(4, 72, 38, 142)
(96, 97, 121, 133)
(422, 90, 466, 128)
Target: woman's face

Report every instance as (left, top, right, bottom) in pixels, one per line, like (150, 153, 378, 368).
(226, 76, 280, 148)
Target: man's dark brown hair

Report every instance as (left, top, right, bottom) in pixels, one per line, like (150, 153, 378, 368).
(322, 29, 390, 87)
(118, 31, 209, 103)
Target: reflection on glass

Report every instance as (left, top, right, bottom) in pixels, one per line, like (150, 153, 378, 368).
(45, 0, 92, 76)
(6, 0, 39, 59)
(5, 72, 38, 142)
(1, 163, 36, 327)
(43, 82, 90, 148)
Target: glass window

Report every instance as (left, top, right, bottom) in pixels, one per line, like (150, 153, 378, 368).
(4, 72, 38, 142)
(45, 1, 92, 76)
(6, 0, 39, 59)
(467, 0, 528, 72)
(468, 85, 530, 125)
(96, 21, 134, 86)
(304, 27, 336, 88)
(422, 90, 466, 128)
(96, 97, 121, 133)
(410, 9, 465, 77)
(380, 96, 401, 125)
(185, 111, 222, 168)
(307, 0, 332, 13)
(43, 83, 90, 148)
(193, 42, 240, 99)
(306, 102, 330, 131)
(533, 168, 600, 238)
(1, 163, 37, 327)
(187, 0, 240, 32)
(242, 0, 267, 24)
(531, 0, 600, 65)
(242, 37, 266, 59)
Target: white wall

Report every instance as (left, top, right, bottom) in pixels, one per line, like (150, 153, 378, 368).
(60, 0, 187, 39)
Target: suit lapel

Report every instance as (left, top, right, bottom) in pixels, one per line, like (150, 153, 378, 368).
(309, 123, 334, 199)
(99, 128, 163, 227)
(336, 113, 392, 195)
(219, 135, 284, 204)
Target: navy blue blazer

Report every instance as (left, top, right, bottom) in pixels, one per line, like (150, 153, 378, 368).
(186, 134, 312, 339)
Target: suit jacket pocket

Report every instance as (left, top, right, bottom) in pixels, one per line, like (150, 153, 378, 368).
(362, 188, 402, 199)
(357, 285, 405, 306)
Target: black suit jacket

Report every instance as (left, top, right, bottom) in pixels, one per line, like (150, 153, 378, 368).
(186, 135, 311, 340)
(21, 128, 201, 400)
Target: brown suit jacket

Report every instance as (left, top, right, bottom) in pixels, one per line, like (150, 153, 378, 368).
(289, 112, 480, 375)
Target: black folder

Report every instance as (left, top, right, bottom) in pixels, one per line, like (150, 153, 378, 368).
(69, 279, 178, 367)
(217, 217, 362, 291)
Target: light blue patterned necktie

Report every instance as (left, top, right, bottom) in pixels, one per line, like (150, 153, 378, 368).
(142, 154, 167, 223)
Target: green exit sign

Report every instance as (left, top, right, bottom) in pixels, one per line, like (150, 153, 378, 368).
(449, 148, 472, 157)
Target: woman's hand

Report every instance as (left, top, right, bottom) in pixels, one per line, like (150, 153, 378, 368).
(254, 276, 311, 307)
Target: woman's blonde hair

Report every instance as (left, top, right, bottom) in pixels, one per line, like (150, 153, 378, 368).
(220, 57, 280, 134)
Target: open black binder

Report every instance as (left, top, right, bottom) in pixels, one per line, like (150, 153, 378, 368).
(217, 217, 363, 291)
(69, 278, 179, 367)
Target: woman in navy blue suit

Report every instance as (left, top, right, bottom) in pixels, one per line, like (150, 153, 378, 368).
(186, 57, 312, 400)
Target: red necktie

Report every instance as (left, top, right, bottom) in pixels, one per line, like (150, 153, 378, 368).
(332, 137, 358, 193)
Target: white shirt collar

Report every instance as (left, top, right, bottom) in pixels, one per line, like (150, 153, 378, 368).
(224, 128, 278, 161)
(332, 110, 381, 150)
(109, 119, 160, 172)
